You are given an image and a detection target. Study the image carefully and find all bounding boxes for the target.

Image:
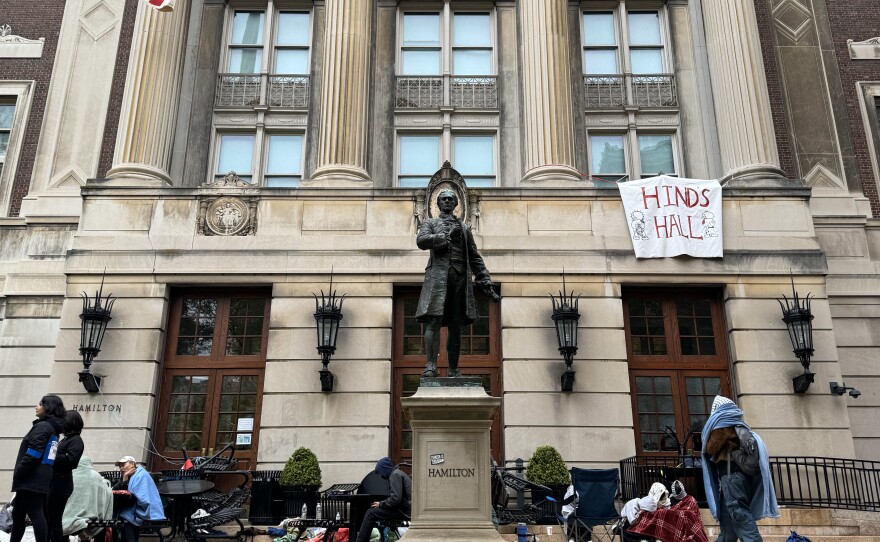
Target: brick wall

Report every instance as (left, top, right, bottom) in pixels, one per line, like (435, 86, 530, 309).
(97, 0, 139, 179)
(0, 2, 64, 217)
(752, 0, 796, 180)
(826, 1, 880, 217)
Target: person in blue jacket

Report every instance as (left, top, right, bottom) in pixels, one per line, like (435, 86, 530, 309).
(47, 410, 85, 542)
(10, 395, 66, 542)
(114, 456, 166, 542)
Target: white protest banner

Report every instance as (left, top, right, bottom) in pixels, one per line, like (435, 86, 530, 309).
(618, 175, 723, 258)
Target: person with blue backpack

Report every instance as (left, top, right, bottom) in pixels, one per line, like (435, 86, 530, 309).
(9, 395, 66, 542)
(701, 395, 778, 542)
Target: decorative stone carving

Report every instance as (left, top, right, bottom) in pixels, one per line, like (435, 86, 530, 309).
(771, 0, 813, 43)
(584, 115, 628, 127)
(214, 113, 259, 126)
(395, 115, 444, 127)
(450, 116, 500, 127)
(198, 196, 257, 236)
(0, 24, 45, 58)
(264, 114, 308, 127)
(804, 163, 846, 191)
(202, 172, 252, 188)
(848, 37, 880, 60)
(635, 113, 679, 127)
(416, 162, 473, 228)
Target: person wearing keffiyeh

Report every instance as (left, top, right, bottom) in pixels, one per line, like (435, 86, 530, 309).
(700, 396, 778, 542)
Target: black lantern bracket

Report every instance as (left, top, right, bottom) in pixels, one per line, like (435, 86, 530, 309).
(79, 275, 115, 394)
(313, 270, 346, 392)
(549, 271, 581, 392)
(777, 273, 814, 394)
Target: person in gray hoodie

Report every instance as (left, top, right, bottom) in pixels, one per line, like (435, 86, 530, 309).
(354, 458, 411, 542)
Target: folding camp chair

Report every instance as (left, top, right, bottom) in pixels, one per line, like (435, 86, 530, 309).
(568, 468, 623, 542)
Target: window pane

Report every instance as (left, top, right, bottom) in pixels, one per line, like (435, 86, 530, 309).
(402, 50, 441, 75)
(454, 136, 494, 176)
(0, 104, 14, 130)
(266, 177, 299, 187)
(583, 12, 616, 46)
(453, 50, 491, 75)
(453, 13, 490, 47)
(275, 49, 309, 74)
(403, 14, 440, 46)
(218, 135, 254, 176)
(639, 135, 674, 175)
(0, 133, 8, 162)
(628, 12, 661, 46)
(591, 135, 626, 174)
(229, 48, 262, 73)
(630, 49, 663, 74)
(232, 11, 265, 45)
(400, 135, 439, 175)
(584, 49, 618, 74)
(267, 135, 303, 174)
(276, 12, 309, 46)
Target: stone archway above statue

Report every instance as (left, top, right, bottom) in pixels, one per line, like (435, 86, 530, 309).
(425, 161, 470, 225)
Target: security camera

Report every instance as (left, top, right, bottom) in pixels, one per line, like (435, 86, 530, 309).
(849, 388, 861, 399)
(829, 382, 846, 396)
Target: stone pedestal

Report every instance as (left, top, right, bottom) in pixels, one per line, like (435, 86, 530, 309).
(400, 378, 504, 541)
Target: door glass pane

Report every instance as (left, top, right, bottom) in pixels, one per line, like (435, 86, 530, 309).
(228, 49, 262, 73)
(177, 299, 217, 356)
(630, 49, 663, 74)
(400, 374, 421, 452)
(583, 13, 616, 46)
(166, 375, 209, 453)
(628, 12, 661, 45)
(401, 50, 441, 75)
(627, 298, 666, 355)
(634, 376, 674, 452)
(461, 298, 491, 355)
(639, 135, 675, 176)
(216, 375, 259, 451)
(227, 298, 266, 355)
(676, 299, 716, 355)
(591, 135, 626, 176)
(453, 13, 490, 47)
(453, 50, 492, 75)
(276, 12, 309, 46)
(402, 299, 424, 355)
(584, 49, 618, 74)
(685, 377, 719, 439)
(232, 11, 265, 45)
(217, 135, 254, 181)
(275, 49, 309, 74)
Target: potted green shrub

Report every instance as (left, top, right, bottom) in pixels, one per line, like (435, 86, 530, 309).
(280, 446, 322, 517)
(525, 445, 571, 524)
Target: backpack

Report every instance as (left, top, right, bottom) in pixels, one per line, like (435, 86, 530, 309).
(787, 530, 811, 542)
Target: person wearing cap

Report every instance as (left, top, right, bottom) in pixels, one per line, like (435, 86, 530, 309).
(354, 458, 411, 542)
(415, 188, 497, 378)
(113, 456, 165, 542)
(701, 396, 778, 542)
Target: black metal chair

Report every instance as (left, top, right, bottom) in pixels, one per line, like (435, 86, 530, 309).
(491, 465, 554, 525)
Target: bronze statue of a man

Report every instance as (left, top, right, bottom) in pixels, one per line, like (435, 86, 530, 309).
(415, 189, 498, 377)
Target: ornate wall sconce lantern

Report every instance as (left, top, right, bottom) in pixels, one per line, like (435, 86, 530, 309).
(79, 279, 115, 393)
(549, 273, 580, 392)
(313, 273, 345, 392)
(777, 275, 814, 394)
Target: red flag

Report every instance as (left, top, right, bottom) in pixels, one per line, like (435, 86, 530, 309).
(146, 0, 175, 12)
(183, 458, 193, 470)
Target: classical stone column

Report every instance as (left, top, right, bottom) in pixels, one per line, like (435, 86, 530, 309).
(106, 1, 191, 184)
(702, 1, 784, 181)
(518, 0, 581, 184)
(305, 0, 373, 186)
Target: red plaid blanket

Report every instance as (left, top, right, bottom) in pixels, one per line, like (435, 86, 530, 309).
(627, 496, 708, 542)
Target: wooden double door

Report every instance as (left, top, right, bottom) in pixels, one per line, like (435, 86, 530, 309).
(152, 290, 270, 471)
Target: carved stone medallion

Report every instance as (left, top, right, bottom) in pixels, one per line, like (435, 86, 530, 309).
(425, 161, 469, 223)
(199, 196, 256, 236)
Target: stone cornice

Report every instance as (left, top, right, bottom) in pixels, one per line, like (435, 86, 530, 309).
(0, 24, 45, 58)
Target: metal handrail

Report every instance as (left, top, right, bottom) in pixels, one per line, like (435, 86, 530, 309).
(215, 73, 311, 109)
(584, 73, 677, 108)
(620, 454, 880, 511)
(395, 75, 498, 109)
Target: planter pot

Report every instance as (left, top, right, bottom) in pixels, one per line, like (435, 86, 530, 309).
(281, 485, 320, 518)
(534, 483, 570, 525)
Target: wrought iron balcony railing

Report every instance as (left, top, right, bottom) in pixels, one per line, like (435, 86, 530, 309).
(584, 73, 678, 108)
(215, 74, 310, 109)
(396, 75, 498, 109)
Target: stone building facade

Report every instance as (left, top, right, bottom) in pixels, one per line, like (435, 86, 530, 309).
(0, 0, 879, 490)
